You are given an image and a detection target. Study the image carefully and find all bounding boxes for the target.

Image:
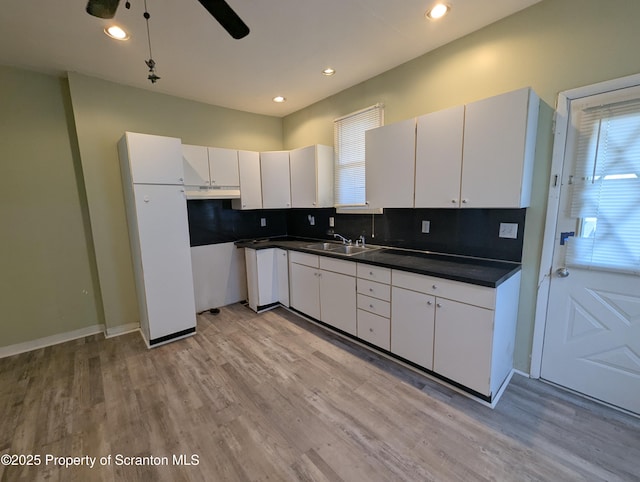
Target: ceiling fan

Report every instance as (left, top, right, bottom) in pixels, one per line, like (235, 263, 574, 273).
(86, 0, 250, 39)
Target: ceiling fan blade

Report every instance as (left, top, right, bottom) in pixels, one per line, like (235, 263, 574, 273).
(86, 0, 120, 19)
(197, 0, 250, 39)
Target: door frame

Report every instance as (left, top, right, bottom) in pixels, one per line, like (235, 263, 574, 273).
(530, 72, 640, 378)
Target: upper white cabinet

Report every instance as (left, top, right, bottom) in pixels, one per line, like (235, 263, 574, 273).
(182, 144, 210, 187)
(365, 118, 416, 208)
(232, 150, 262, 210)
(289, 145, 334, 208)
(415, 105, 465, 208)
(182, 145, 240, 188)
(125, 132, 185, 185)
(260, 151, 291, 209)
(461, 87, 539, 208)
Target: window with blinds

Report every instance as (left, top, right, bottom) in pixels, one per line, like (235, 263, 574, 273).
(333, 104, 383, 207)
(566, 95, 640, 275)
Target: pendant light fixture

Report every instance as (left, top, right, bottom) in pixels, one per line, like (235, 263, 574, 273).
(143, 0, 160, 83)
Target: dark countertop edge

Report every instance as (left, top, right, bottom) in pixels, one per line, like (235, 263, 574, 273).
(235, 238, 521, 288)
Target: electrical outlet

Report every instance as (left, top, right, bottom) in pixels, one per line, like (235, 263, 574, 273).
(308, 215, 315, 226)
(499, 222, 518, 239)
(421, 220, 430, 233)
(260, 217, 267, 227)
(329, 217, 335, 227)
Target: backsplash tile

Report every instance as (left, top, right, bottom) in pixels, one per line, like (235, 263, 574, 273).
(188, 200, 526, 262)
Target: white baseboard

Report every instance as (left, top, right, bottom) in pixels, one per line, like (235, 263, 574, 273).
(105, 322, 140, 338)
(513, 369, 531, 379)
(0, 324, 105, 359)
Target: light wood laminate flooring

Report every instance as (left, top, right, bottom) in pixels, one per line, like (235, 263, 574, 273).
(1, 303, 639, 481)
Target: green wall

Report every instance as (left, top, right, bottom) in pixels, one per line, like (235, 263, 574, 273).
(282, 0, 640, 372)
(66, 72, 283, 332)
(0, 66, 102, 346)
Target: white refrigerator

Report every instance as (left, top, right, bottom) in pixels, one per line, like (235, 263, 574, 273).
(118, 132, 197, 347)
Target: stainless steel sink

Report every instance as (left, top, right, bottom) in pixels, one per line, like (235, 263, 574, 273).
(305, 242, 337, 251)
(304, 242, 380, 256)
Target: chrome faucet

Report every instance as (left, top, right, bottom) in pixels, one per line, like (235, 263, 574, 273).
(333, 233, 352, 245)
(356, 235, 366, 247)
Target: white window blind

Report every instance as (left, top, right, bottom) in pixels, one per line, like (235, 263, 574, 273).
(566, 96, 640, 275)
(333, 104, 383, 207)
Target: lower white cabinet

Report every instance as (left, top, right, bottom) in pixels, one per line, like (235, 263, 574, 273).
(245, 247, 289, 312)
(391, 269, 521, 398)
(432, 299, 494, 395)
(289, 252, 356, 334)
(390, 287, 435, 370)
(357, 310, 390, 350)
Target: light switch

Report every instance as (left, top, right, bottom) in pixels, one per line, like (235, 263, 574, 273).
(499, 222, 518, 239)
(421, 220, 430, 234)
(260, 217, 267, 227)
(329, 217, 335, 227)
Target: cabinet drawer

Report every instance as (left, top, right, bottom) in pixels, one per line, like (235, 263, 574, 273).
(392, 269, 495, 309)
(319, 256, 356, 276)
(289, 251, 319, 268)
(357, 263, 391, 284)
(357, 279, 391, 301)
(357, 309, 390, 350)
(357, 294, 390, 318)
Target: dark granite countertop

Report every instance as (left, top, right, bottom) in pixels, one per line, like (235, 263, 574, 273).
(235, 237, 520, 288)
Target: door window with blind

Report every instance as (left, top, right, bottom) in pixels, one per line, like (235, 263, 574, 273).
(333, 104, 383, 207)
(566, 88, 640, 275)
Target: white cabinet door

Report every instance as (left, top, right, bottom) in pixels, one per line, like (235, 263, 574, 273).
(182, 144, 210, 187)
(290, 145, 334, 208)
(256, 248, 278, 307)
(233, 150, 262, 210)
(132, 184, 196, 341)
(415, 105, 464, 208)
(365, 118, 416, 208)
(261, 151, 291, 208)
(319, 269, 356, 335)
(276, 248, 289, 307)
(289, 263, 320, 319)
(461, 87, 539, 208)
(124, 132, 184, 185)
(433, 299, 494, 396)
(208, 147, 239, 187)
(391, 287, 435, 370)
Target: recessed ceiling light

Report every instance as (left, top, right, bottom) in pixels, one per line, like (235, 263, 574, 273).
(322, 68, 336, 76)
(104, 25, 129, 40)
(426, 3, 450, 20)
(272, 96, 286, 103)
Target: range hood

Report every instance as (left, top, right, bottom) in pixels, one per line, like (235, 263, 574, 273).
(185, 187, 241, 200)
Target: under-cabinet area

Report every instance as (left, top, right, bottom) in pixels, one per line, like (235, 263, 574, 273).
(241, 240, 521, 403)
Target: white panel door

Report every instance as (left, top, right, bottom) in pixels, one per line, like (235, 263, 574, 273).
(289, 263, 320, 319)
(433, 299, 494, 396)
(290, 145, 317, 208)
(415, 105, 464, 208)
(182, 144, 210, 187)
(133, 184, 196, 341)
(320, 270, 356, 335)
(234, 150, 262, 210)
(208, 147, 239, 186)
(391, 287, 435, 370)
(461, 88, 537, 208)
(365, 118, 416, 208)
(125, 132, 184, 185)
(541, 85, 640, 415)
(261, 151, 291, 208)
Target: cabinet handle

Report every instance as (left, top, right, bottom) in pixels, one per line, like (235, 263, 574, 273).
(369, 304, 374, 309)
(243, 204, 247, 207)
(432, 284, 437, 290)
(212, 179, 216, 184)
(369, 271, 374, 276)
(369, 288, 373, 292)
(451, 199, 457, 204)
(312, 202, 316, 206)
(427, 301, 432, 306)
(462, 199, 468, 204)
(436, 303, 442, 308)
(179, 177, 184, 182)
(369, 328, 374, 333)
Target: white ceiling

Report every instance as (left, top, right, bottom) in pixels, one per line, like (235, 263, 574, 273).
(0, 0, 541, 117)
